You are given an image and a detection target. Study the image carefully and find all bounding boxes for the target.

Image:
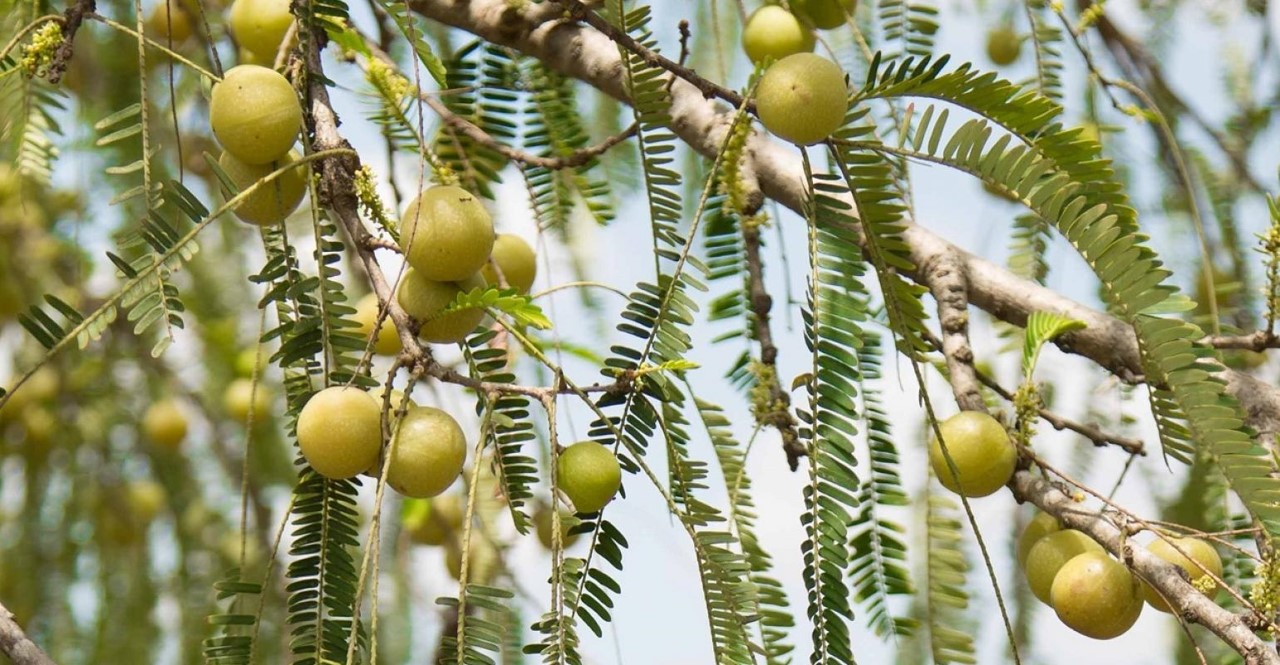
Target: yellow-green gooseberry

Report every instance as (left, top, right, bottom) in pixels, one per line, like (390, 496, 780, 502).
(755, 53, 849, 146)
(386, 406, 467, 498)
(209, 65, 302, 165)
(353, 292, 402, 356)
(557, 441, 622, 514)
(217, 149, 307, 225)
(396, 269, 487, 344)
(295, 386, 382, 479)
(742, 6, 815, 65)
(928, 410, 1017, 497)
(399, 185, 495, 282)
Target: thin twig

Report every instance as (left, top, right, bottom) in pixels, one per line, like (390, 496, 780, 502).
(743, 221, 804, 469)
(420, 93, 638, 170)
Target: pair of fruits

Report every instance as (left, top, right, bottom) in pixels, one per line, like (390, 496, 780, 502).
(927, 410, 1018, 497)
(209, 64, 307, 226)
(295, 386, 467, 498)
(741, 1, 857, 65)
(1018, 513, 1223, 639)
(388, 185, 537, 346)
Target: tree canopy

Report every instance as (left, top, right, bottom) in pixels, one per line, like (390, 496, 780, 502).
(2, 0, 1280, 664)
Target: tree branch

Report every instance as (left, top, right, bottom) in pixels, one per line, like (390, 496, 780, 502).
(1012, 471, 1278, 664)
(420, 93, 638, 171)
(0, 601, 57, 665)
(922, 248, 984, 412)
(743, 220, 804, 469)
(404, 0, 1280, 442)
(47, 0, 94, 84)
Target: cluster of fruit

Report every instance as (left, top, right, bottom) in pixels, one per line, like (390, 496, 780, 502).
(145, 0, 293, 66)
(349, 185, 538, 349)
(1018, 514, 1223, 639)
(740, 4, 852, 145)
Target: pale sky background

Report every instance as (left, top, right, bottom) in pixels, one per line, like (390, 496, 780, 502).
(20, 0, 1280, 663)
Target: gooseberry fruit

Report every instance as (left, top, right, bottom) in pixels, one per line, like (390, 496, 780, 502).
(1016, 511, 1062, 567)
(400, 185, 495, 282)
(1051, 551, 1143, 639)
(755, 53, 849, 145)
(127, 480, 167, 524)
(217, 149, 307, 225)
(792, 0, 856, 29)
(142, 399, 188, 451)
(295, 386, 382, 479)
(353, 293, 402, 356)
(1140, 536, 1222, 613)
(985, 25, 1021, 66)
(557, 441, 622, 514)
(146, 1, 193, 42)
(234, 348, 268, 378)
(480, 233, 538, 295)
(228, 0, 293, 61)
(534, 502, 579, 550)
(928, 411, 1017, 497)
(396, 269, 487, 344)
(741, 6, 815, 65)
(1024, 529, 1104, 604)
(209, 65, 301, 165)
(445, 536, 497, 584)
(224, 378, 271, 423)
(404, 494, 464, 546)
(386, 406, 467, 498)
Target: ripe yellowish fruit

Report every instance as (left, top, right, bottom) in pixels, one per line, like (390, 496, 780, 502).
(234, 348, 268, 378)
(142, 399, 188, 451)
(792, 0, 856, 29)
(146, 1, 193, 42)
(354, 293, 402, 356)
(480, 234, 538, 295)
(755, 53, 849, 145)
(23, 367, 59, 403)
(534, 502, 579, 550)
(224, 378, 271, 423)
(1024, 529, 1104, 604)
(1016, 511, 1061, 567)
(928, 411, 1017, 497)
(445, 536, 497, 584)
(296, 386, 383, 479)
(1051, 551, 1143, 639)
(209, 65, 301, 165)
(1140, 536, 1222, 612)
(400, 185, 495, 282)
(557, 441, 622, 514)
(396, 269, 487, 344)
(404, 494, 464, 546)
(741, 6, 815, 65)
(985, 25, 1022, 66)
(21, 407, 55, 457)
(386, 406, 467, 498)
(127, 480, 167, 524)
(217, 149, 307, 225)
(228, 0, 293, 61)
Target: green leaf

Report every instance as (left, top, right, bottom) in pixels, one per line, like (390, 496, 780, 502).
(1021, 311, 1087, 376)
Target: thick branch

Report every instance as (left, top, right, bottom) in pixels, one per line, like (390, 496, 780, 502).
(922, 249, 984, 412)
(0, 602, 57, 665)
(405, 0, 1280, 438)
(1013, 472, 1277, 664)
